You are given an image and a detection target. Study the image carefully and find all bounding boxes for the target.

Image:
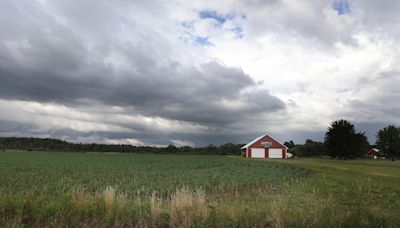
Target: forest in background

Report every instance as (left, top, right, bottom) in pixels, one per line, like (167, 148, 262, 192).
(1, 120, 399, 160)
(0, 137, 243, 155)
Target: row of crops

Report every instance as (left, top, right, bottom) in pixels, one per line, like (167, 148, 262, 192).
(0, 151, 308, 197)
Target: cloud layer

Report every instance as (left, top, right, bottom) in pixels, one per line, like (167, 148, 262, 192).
(0, 0, 399, 146)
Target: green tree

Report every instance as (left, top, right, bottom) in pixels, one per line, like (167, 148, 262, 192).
(284, 140, 295, 150)
(324, 119, 369, 159)
(376, 125, 400, 161)
(219, 143, 241, 155)
(304, 139, 327, 156)
(289, 139, 326, 157)
(165, 144, 178, 153)
(205, 144, 218, 154)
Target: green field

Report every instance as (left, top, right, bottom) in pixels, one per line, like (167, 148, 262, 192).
(0, 151, 399, 227)
(0, 151, 308, 196)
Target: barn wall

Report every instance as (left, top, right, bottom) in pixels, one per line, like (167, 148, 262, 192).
(241, 149, 246, 157)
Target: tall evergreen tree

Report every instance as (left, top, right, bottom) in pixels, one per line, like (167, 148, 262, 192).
(376, 125, 400, 161)
(324, 119, 369, 159)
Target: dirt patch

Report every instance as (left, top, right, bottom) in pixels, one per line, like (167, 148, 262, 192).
(368, 172, 399, 178)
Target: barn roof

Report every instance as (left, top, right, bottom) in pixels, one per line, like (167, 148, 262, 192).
(241, 134, 288, 149)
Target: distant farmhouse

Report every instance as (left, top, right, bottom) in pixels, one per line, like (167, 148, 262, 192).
(241, 134, 292, 159)
(367, 148, 386, 159)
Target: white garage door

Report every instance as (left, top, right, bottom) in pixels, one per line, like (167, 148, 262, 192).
(269, 149, 283, 158)
(251, 148, 265, 158)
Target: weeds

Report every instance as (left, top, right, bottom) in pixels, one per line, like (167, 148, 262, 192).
(103, 186, 116, 210)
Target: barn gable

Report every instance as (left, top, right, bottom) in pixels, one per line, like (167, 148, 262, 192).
(241, 134, 287, 149)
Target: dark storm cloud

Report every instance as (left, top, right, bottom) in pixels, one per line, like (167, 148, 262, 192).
(0, 120, 36, 134)
(0, 37, 285, 125)
(353, 122, 390, 144)
(0, 119, 253, 147)
(0, 0, 285, 145)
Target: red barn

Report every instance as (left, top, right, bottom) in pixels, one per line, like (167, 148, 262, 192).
(366, 148, 385, 159)
(367, 148, 379, 157)
(241, 134, 289, 159)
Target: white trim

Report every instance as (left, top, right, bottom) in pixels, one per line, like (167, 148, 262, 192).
(241, 134, 267, 149)
(241, 134, 288, 149)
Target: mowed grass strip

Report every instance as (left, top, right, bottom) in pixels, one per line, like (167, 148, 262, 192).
(260, 158, 400, 227)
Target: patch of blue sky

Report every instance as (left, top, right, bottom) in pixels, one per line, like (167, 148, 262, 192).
(199, 10, 228, 24)
(180, 10, 246, 46)
(332, 0, 350, 15)
(178, 32, 213, 47)
(194, 36, 213, 46)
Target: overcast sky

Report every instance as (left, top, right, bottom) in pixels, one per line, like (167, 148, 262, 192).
(1, 0, 399, 147)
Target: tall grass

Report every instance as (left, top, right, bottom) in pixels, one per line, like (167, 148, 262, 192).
(0, 179, 397, 227)
(169, 187, 207, 226)
(0, 152, 399, 226)
(103, 186, 116, 209)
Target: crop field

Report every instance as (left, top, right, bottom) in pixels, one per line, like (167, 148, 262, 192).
(0, 151, 399, 227)
(0, 151, 307, 196)
(0, 151, 308, 226)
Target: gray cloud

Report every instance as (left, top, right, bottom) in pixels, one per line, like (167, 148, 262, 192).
(333, 71, 400, 143)
(1, 0, 400, 146)
(0, 35, 285, 124)
(0, 0, 287, 146)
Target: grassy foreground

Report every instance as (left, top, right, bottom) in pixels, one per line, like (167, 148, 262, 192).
(0, 151, 399, 227)
(263, 158, 400, 227)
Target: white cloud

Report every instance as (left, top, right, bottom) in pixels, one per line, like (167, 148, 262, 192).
(171, 139, 195, 147)
(1, 0, 400, 145)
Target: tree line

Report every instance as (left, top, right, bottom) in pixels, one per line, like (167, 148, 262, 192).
(1, 119, 399, 160)
(284, 119, 400, 160)
(0, 137, 243, 155)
